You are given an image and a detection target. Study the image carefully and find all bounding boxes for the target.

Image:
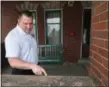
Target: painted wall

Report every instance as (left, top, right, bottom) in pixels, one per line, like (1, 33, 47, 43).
(37, 4, 45, 45)
(63, 1, 83, 62)
(1, 1, 19, 42)
(1, 1, 20, 69)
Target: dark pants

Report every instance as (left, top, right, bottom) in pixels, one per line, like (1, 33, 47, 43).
(12, 68, 35, 75)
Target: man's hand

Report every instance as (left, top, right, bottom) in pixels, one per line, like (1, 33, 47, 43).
(7, 58, 47, 76)
(31, 64, 47, 76)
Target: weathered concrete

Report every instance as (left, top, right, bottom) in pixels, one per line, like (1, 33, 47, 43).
(2, 75, 96, 87)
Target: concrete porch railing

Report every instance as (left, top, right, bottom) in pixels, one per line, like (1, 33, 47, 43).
(2, 63, 100, 87)
(2, 75, 99, 87)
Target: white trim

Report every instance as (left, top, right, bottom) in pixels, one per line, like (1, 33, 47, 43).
(36, 10, 39, 44)
(30, 10, 39, 44)
(79, 7, 84, 60)
(44, 9, 46, 45)
(61, 8, 63, 45)
(79, 8, 91, 61)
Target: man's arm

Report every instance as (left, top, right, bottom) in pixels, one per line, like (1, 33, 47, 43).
(8, 57, 47, 76)
(5, 34, 47, 76)
(8, 57, 34, 70)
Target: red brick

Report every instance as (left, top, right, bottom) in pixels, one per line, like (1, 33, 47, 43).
(92, 31, 108, 39)
(92, 57, 108, 77)
(91, 60, 108, 87)
(104, 40, 108, 50)
(91, 16, 94, 22)
(91, 38, 95, 45)
(98, 48, 108, 58)
(91, 63, 101, 80)
(100, 1, 108, 7)
(96, 2, 108, 15)
(92, 15, 99, 23)
(90, 44, 98, 52)
(89, 50, 93, 57)
(105, 21, 108, 29)
(93, 39, 105, 48)
(100, 80, 105, 87)
(90, 57, 93, 64)
(100, 65, 108, 79)
(91, 21, 93, 28)
(91, 23, 96, 30)
(93, 52, 102, 63)
(88, 69, 93, 76)
(95, 21, 107, 30)
(99, 11, 108, 21)
(87, 64, 92, 74)
(93, 1, 102, 7)
(101, 74, 109, 87)
(102, 58, 108, 70)
(90, 31, 93, 38)
(89, 1, 109, 87)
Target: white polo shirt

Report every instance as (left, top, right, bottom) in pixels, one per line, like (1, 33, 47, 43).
(5, 25, 38, 64)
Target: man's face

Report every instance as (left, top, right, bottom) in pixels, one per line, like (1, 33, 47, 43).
(18, 14, 33, 34)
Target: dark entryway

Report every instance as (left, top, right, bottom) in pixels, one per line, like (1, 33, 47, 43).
(82, 8, 91, 59)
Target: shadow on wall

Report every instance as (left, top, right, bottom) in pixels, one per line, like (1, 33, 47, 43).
(1, 42, 9, 70)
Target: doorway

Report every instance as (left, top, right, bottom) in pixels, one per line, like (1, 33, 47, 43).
(82, 8, 91, 59)
(38, 10, 63, 63)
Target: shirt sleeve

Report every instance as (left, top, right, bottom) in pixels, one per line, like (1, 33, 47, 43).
(5, 35, 20, 58)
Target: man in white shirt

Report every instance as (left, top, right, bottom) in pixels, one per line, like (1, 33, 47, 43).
(5, 10, 47, 76)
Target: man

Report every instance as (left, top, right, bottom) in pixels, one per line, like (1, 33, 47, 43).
(5, 10, 47, 76)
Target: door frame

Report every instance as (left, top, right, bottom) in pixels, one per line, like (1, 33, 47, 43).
(44, 9, 63, 63)
(44, 9, 63, 45)
(30, 10, 39, 44)
(79, 7, 92, 63)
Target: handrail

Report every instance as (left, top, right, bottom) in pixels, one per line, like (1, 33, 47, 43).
(38, 45, 62, 58)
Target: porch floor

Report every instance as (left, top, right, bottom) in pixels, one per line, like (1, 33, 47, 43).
(2, 63, 88, 76)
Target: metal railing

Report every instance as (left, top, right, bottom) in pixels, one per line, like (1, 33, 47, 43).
(38, 45, 62, 62)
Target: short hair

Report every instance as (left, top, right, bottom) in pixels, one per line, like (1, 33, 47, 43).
(19, 10, 33, 18)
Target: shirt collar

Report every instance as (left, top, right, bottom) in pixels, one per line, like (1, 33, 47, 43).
(16, 24, 28, 35)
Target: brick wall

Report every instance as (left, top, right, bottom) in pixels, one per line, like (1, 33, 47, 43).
(88, 1, 109, 86)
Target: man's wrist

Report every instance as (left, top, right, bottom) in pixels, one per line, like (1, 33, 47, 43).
(27, 63, 35, 69)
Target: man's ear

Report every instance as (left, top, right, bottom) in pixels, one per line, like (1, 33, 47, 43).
(18, 16, 21, 23)
(18, 18, 20, 23)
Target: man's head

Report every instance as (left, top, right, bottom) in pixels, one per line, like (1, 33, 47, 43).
(18, 10, 33, 34)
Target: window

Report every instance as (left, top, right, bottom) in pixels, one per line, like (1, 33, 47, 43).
(45, 10, 61, 45)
